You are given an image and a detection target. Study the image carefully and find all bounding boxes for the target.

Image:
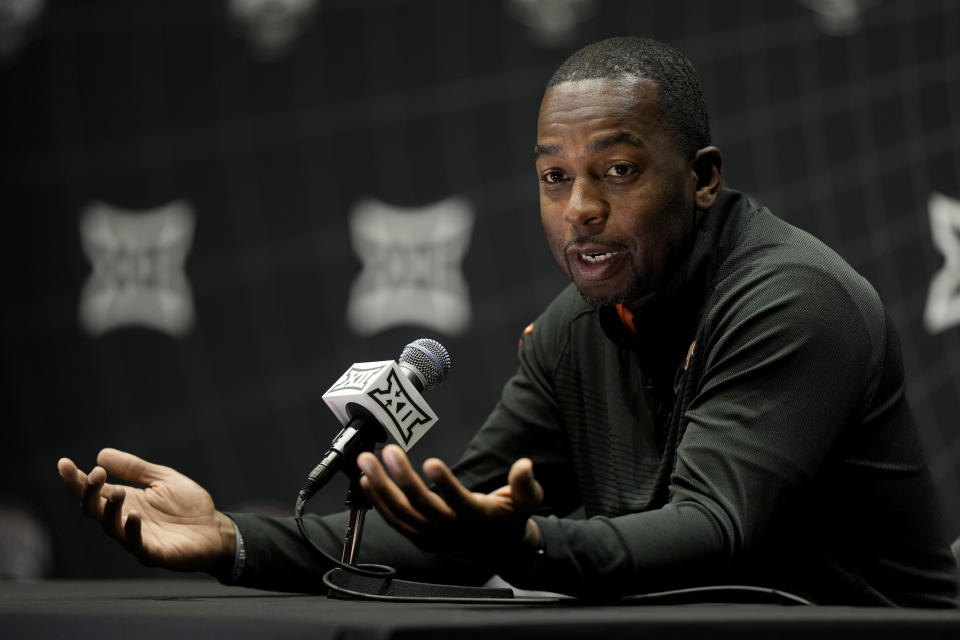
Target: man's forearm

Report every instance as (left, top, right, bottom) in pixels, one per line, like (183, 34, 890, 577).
(501, 503, 723, 598)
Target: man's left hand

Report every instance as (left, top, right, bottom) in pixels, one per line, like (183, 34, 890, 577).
(356, 444, 543, 560)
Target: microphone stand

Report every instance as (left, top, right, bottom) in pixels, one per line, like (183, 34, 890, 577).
(340, 474, 368, 566)
(325, 442, 514, 601)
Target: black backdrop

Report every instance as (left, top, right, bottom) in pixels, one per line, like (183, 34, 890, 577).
(2, 0, 959, 579)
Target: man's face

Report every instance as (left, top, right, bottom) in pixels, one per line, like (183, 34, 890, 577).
(536, 76, 699, 309)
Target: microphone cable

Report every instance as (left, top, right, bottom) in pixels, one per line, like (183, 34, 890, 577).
(294, 470, 397, 580)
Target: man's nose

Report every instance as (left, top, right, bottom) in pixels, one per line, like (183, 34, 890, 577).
(563, 177, 608, 229)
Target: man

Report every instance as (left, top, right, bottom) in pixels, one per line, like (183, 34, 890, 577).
(58, 37, 959, 606)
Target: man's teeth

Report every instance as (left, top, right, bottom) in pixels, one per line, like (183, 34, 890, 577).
(580, 252, 615, 264)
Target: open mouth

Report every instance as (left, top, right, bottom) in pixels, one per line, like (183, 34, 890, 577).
(580, 251, 617, 264)
(567, 247, 628, 284)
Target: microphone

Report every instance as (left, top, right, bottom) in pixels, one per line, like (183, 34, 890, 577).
(296, 339, 452, 509)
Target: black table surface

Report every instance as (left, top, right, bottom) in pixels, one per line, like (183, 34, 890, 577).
(2, 578, 960, 639)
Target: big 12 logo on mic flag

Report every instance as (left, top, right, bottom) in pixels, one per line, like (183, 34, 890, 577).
(322, 361, 438, 451)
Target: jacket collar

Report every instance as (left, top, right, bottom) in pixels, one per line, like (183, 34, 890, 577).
(598, 187, 751, 362)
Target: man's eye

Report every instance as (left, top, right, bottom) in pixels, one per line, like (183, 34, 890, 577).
(541, 170, 565, 184)
(605, 163, 635, 178)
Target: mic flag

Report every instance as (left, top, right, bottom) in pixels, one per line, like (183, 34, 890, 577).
(322, 360, 438, 452)
(296, 339, 449, 512)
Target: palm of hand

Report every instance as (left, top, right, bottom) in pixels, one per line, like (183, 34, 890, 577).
(357, 446, 543, 560)
(479, 486, 524, 519)
(432, 486, 530, 556)
(59, 449, 232, 574)
(121, 473, 222, 570)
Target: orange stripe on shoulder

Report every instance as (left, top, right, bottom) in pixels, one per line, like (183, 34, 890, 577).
(518, 322, 535, 349)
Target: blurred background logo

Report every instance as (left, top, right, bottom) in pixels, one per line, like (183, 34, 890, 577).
(79, 200, 196, 337)
(925, 193, 960, 334)
(506, 0, 597, 48)
(347, 197, 473, 337)
(799, 0, 878, 36)
(228, 0, 320, 60)
(0, 0, 45, 66)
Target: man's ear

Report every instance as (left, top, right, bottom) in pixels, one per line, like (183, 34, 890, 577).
(691, 146, 723, 210)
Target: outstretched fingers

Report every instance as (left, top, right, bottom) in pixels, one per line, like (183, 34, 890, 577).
(97, 448, 166, 486)
(60, 458, 119, 526)
(100, 485, 126, 540)
(57, 457, 86, 497)
(357, 452, 425, 541)
(422, 457, 475, 513)
(380, 446, 455, 521)
(80, 466, 109, 519)
(59, 453, 144, 548)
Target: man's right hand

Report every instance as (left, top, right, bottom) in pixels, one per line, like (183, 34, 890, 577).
(57, 448, 236, 575)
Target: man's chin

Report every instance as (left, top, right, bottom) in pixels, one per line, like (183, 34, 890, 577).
(576, 289, 624, 309)
(574, 281, 653, 310)
(574, 286, 632, 309)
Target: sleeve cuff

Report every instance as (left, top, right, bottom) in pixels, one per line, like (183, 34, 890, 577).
(218, 517, 247, 585)
(495, 516, 548, 589)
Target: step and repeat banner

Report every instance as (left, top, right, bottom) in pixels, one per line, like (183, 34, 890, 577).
(2, 0, 959, 578)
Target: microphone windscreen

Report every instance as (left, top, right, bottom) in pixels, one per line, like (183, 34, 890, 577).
(400, 339, 452, 391)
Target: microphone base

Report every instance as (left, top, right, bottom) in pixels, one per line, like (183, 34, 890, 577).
(324, 568, 515, 602)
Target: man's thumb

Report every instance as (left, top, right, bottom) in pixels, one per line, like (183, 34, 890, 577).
(508, 458, 544, 512)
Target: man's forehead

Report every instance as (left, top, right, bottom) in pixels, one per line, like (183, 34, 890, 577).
(536, 76, 661, 139)
(541, 75, 656, 108)
(533, 130, 645, 161)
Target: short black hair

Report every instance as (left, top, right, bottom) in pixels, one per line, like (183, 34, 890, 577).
(548, 37, 710, 160)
